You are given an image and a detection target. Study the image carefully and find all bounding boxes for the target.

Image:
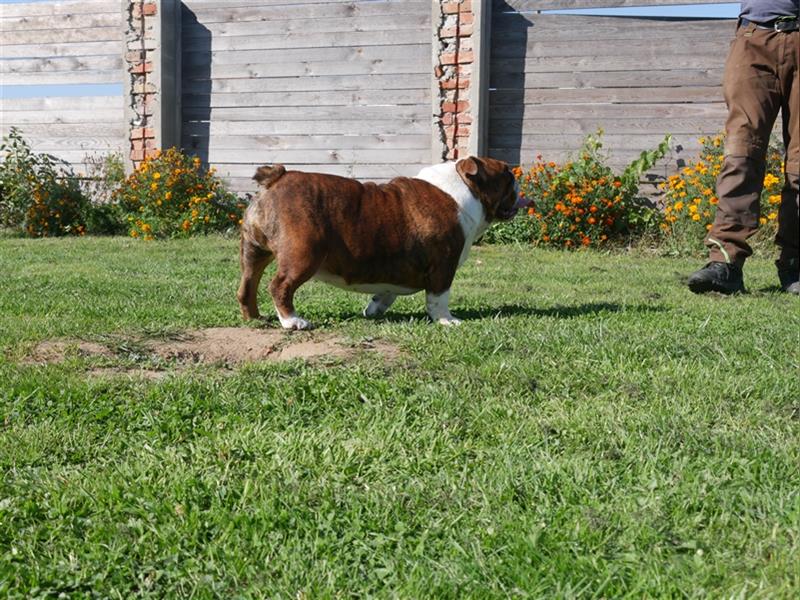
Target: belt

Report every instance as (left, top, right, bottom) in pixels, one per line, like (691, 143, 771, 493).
(741, 17, 799, 32)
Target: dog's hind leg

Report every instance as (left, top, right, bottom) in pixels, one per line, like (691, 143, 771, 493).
(269, 245, 322, 330)
(363, 292, 397, 318)
(237, 238, 273, 320)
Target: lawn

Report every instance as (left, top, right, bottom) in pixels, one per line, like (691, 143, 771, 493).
(1, 236, 798, 598)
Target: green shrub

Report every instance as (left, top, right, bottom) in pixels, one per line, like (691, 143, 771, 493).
(483, 131, 671, 248)
(0, 127, 88, 237)
(114, 148, 245, 240)
(659, 134, 785, 255)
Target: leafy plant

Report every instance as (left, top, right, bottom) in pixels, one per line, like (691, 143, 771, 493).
(113, 148, 246, 240)
(484, 131, 671, 248)
(659, 134, 785, 255)
(0, 127, 88, 237)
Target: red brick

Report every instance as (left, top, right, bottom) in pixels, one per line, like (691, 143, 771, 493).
(440, 24, 473, 38)
(457, 50, 474, 64)
(443, 0, 471, 15)
(440, 78, 470, 90)
(130, 127, 155, 140)
(129, 61, 153, 74)
(460, 12, 475, 25)
(440, 100, 470, 114)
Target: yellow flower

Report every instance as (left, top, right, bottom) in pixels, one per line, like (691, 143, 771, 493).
(153, 172, 161, 180)
(767, 211, 777, 221)
(706, 224, 712, 231)
(763, 173, 780, 188)
(674, 201, 684, 211)
(692, 213, 700, 222)
(150, 182, 158, 191)
(759, 217, 768, 225)
(165, 191, 172, 200)
(768, 194, 781, 205)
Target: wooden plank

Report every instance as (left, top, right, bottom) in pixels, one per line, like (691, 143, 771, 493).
(490, 86, 723, 105)
(182, 89, 430, 109)
(1, 69, 122, 86)
(1, 26, 121, 46)
(0, 0, 116, 18)
(4, 111, 123, 125)
(489, 116, 727, 136)
(0, 40, 121, 59)
(182, 134, 431, 152)
(182, 29, 426, 53)
(491, 37, 728, 60)
(183, 74, 429, 94)
(0, 12, 119, 32)
(182, 13, 428, 38)
(492, 13, 734, 40)
(0, 95, 123, 111)
(490, 102, 727, 120)
(1, 122, 126, 137)
(182, 44, 429, 67)
(181, 2, 430, 24)
(496, 0, 733, 11)
(183, 105, 429, 122)
(217, 161, 430, 181)
(1, 55, 122, 75)
(492, 68, 725, 90)
(491, 54, 725, 74)
(0, 135, 127, 152)
(183, 59, 429, 80)
(183, 119, 429, 138)
(203, 148, 430, 165)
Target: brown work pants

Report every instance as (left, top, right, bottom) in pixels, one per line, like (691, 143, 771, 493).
(706, 21, 799, 267)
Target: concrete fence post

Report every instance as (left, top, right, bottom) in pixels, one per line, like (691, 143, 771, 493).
(432, 0, 491, 162)
(122, 0, 181, 172)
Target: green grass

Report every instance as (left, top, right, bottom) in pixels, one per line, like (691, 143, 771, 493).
(1, 236, 798, 598)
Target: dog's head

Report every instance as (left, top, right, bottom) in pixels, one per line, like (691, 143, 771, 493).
(455, 157, 523, 222)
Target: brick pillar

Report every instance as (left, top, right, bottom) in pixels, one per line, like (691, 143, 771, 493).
(122, 1, 180, 172)
(433, 0, 490, 162)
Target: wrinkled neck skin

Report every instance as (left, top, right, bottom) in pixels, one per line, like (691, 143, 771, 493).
(415, 162, 488, 267)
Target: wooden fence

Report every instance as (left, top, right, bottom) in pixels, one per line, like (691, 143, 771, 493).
(180, 0, 433, 192)
(0, 0, 126, 169)
(489, 0, 734, 175)
(0, 0, 742, 192)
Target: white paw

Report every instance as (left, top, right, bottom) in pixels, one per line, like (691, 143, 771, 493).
(437, 317, 462, 326)
(278, 315, 313, 330)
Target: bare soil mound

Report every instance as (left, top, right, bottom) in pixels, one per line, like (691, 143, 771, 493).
(24, 327, 402, 376)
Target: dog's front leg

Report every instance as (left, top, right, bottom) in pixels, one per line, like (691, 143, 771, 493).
(426, 289, 461, 326)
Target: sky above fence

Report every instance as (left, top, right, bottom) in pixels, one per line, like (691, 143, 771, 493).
(1, 1, 742, 100)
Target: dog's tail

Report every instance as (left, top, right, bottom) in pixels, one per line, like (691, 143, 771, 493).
(253, 164, 286, 189)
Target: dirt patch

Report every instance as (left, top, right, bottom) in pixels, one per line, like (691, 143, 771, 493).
(27, 340, 116, 364)
(24, 327, 402, 375)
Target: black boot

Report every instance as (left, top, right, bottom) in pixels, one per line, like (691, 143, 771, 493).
(776, 258, 800, 295)
(687, 261, 745, 295)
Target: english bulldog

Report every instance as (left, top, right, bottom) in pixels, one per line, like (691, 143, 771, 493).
(237, 157, 523, 329)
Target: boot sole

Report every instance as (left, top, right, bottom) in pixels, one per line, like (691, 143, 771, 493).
(688, 279, 744, 295)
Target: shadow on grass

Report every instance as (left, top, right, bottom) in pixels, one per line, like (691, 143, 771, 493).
(353, 302, 668, 323)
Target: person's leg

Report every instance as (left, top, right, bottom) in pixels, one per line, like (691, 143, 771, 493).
(775, 29, 799, 293)
(690, 24, 783, 293)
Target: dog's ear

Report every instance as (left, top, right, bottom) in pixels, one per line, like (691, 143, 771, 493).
(456, 156, 481, 181)
(253, 164, 286, 188)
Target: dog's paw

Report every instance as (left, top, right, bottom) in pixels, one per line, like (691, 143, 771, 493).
(279, 315, 313, 331)
(437, 317, 462, 326)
